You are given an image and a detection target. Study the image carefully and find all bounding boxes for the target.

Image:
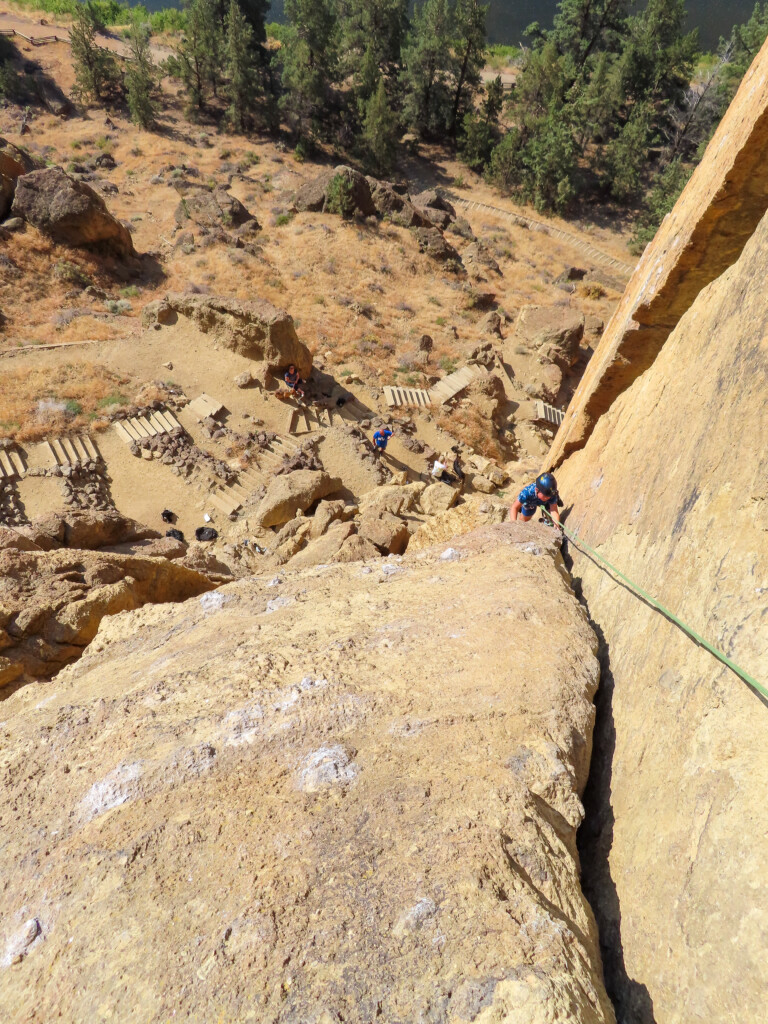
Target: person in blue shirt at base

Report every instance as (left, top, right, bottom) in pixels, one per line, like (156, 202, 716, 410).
(372, 427, 393, 456)
(510, 472, 562, 526)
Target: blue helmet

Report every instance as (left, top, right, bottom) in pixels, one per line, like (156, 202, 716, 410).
(536, 472, 557, 497)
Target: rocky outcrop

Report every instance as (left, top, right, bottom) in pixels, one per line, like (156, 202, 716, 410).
(174, 186, 259, 232)
(549, 33, 768, 466)
(15, 509, 159, 552)
(255, 470, 341, 528)
(512, 305, 585, 368)
(366, 178, 430, 227)
(294, 165, 376, 218)
(0, 138, 39, 219)
(557, 202, 768, 1022)
(0, 524, 614, 1023)
(11, 167, 135, 257)
(413, 226, 462, 263)
(141, 293, 312, 380)
(0, 549, 213, 693)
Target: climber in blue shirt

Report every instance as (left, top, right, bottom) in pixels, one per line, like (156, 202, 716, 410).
(510, 473, 561, 525)
(372, 427, 393, 455)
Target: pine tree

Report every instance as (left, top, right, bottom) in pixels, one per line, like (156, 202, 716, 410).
(70, 2, 121, 105)
(280, 0, 339, 138)
(400, 0, 453, 138)
(225, 0, 258, 131)
(339, 0, 408, 102)
(125, 16, 157, 129)
(448, 0, 487, 137)
(171, 0, 223, 112)
(459, 73, 502, 169)
(360, 75, 400, 172)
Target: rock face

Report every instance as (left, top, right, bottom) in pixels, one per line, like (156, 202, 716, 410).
(549, 33, 768, 466)
(0, 549, 213, 693)
(366, 177, 430, 227)
(141, 293, 312, 379)
(11, 167, 135, 257)
(0, 138, 39, 219)
(16, 509, 159, 551)
(557, 204, 768, 1022)
(0, 524, 614, 1023)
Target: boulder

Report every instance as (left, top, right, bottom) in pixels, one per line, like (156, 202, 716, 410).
(366, 178, 430, 227)
(0, 526, 43, 552)
(471, 474, 496, 494)
(174, 186, 259, 232)
(16, 510, 160, 552)
(0, 137, 38, 180)
(463, 242, 501, 276)
(11, 167, 135, 257)
(256, 471, 340, 528)
(467, 372, 506, 424)
(0, 549, 213, 691)
(413, 227, 461, 264)
(420, 482, 461, 514)
(141, 294, 312, 380)
(331, 534, 381, 562)
(31, 74, 73, 116)
(0, 173, 14, 220)
(288, 520, 357, 568)
(526, 361, 563, 404)
(98, 537, 188, 560)
(412, 188, 456, 219)
(357, 510, 410, 555)
(294, 168, 335, 212)
(309, 499, 354, 539)
(274, 521, 313, 563)
(514, 306, 585, 368)
(234, 370, 254, 389)
(359, 482, 426, 518)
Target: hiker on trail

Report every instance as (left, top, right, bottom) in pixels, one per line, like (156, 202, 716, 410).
(510, 473, 562, 526)
(372, 427, 393, 455)
(284, 365, 305, 399)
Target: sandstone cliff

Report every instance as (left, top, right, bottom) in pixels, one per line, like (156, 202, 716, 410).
(556, 205, 768, 1022)
(0, 524, 615, 1024)
(549, 33, 768, 466)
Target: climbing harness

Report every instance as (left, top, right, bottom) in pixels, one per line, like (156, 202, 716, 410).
(540, 510, 767, 702)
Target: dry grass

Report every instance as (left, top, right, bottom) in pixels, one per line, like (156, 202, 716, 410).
(434, 405, 506, 462)
(0, 362, 135, 442)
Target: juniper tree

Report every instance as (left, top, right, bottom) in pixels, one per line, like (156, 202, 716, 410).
(400, 0, 453, 137)
(280, 0, 340, 139)
(170, 0, 223, 112)
(125, 16, 157, 129)
(448, 0, 487, 137)
(70, 2, 121, 105)
(225, 0, 258, 131)
(360, 75, 400, 173)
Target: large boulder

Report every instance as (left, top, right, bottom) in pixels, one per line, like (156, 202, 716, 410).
(11, 167, 135, 257)
(16, 509, 159, 552)
(513, 306, 585, 368)
(413, 227, 462, 264)
(288, 520, 357, 568)
(0, 137, 38, 180)
(174, 186, 259, 232)
(359, 481, 426, 518)
(255, 470, 341, 528)
(366, 178, 430, 228)
(331, 533, 381, 562)
(141, 294, 312, 380)
(294, 165, 376, 218)
(412, 188, 456, 219)
(420, 482, 461, 514)
(0, 138, 40, 220)
(357, 510, 410, 555)
(0, 550, 213, 692)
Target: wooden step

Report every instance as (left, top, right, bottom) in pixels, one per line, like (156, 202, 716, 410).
(534, 400, 565, 426)
(50, 438, 68, 464)
(80, 435, 100, 460)
(68, 436, 88, 462)
(0, 451, 15, 478)
(59, 437, 79, 464)
(136, 415, 159, 437)
(189, 393, 224, 420)
(148, 412, 171, 434)
(161, 409, 183, 431)
(129, 418, 151, 439)
(114, 421, 135, 444)
(9, 450, 25, 477)
(43, 440, 62, 464)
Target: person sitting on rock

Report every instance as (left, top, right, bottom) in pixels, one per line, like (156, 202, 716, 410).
(284, 365, 305, 400)
(431, 454, 455, 484)
(372, 427, 393, 455)
(510, 472, 562, 526)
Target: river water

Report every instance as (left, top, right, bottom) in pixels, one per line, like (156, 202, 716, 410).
(145, 1, 759, 54)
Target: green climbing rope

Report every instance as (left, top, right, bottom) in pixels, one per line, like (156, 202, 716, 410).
(540, 510, 767, 702)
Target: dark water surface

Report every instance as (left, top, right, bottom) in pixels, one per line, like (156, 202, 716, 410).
(145, 1, 760, 54)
